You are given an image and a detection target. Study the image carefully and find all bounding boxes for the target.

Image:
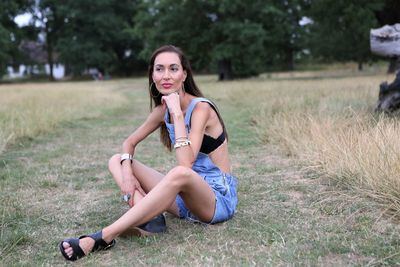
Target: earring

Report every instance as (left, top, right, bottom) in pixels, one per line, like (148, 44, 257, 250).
(149, 82, 160, 98)
(182, 81, 186, 94)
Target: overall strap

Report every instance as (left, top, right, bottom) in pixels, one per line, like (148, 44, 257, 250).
(164, 108, 170, 124)
(184, 97, 215, 131)
(165, 98, 212, 124)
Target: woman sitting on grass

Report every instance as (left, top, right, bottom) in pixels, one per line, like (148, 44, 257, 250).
(59, 45, 238, 261)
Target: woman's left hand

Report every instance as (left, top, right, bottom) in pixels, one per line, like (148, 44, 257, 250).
(161, 92, 182, 117)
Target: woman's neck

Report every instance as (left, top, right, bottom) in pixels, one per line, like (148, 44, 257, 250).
(180, 93, 196, 114)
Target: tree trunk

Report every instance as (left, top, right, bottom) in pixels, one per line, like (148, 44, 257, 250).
(64, 64, 72, 77)
(45, 22, 55, 81)
(358, 61, 363, 71)
(371, 24, 400, 74)
(47, 45, 54, 81)
(370, 24, 400, 57)
(218, 59, 233, 81)
(388, 57, 400, 74)
(284, 48, 294, 71)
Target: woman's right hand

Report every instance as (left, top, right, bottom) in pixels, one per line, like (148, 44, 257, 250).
(121, 175, 145, 207)
(161, 92, 182, 117)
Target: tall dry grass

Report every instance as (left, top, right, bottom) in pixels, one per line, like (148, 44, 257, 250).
(247, 71, 400, 216)
(2, 71, 400, 215)
(0, 81, 128, 154)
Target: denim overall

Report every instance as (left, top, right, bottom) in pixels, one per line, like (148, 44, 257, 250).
(164, 97, 238, 224)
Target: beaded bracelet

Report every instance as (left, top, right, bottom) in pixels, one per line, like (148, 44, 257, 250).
(175, 136, 188, 142)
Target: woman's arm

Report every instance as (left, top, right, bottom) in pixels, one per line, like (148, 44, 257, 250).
(163, 94, 210, 167)
(120, 105, 166, 205)
(121, 105, 165, 155)
(183, 102, 211, 161)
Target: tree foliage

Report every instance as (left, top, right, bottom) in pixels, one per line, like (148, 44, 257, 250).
(132, 0, 310, 78)
(27, 0, 144, 78)
(307, 0, 383, 70)
(375, 0, 400, 25)
(30, 0, 66, 80)
(2, 0, 400, 80)
(56, 0, 144, 76)
(134, 0, 267, 79)
(0, 0, 30, 77)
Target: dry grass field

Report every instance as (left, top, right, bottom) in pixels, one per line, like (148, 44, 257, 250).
(0, 80, 129, 154)
(252, 72, 400, 218)
(1, 67, 400, 265)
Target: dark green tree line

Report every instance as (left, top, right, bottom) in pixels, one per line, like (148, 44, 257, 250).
(134, 0, 312, 79)
(134, 0, 267, 79)
(31, 0, 65, 80)
(1, 0, 400, 80)
(28, 0, 145, 79)
(0, 0, 30, 77)
(56, 0, 145, 76)
(307, 0, 383, 71)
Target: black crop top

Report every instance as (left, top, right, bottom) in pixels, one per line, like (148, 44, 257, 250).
(200, 131, 226, 154)
(180, 99, 226, 154)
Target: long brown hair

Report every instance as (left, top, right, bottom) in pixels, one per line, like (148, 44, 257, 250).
(148, 45, 227, 150)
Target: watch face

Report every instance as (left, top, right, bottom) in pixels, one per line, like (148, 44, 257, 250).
(122, 154, 132, 160)
(120, 154, 131, 162)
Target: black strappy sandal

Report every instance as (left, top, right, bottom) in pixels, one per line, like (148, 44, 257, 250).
(59, 230, 115, 261)
(120, 214, 167, 237)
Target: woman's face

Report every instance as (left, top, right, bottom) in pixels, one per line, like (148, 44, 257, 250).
(152, 52, 187, 95)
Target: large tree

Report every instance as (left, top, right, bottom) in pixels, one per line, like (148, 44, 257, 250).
(0, 0, 30, 78)
(308, 0, 383, 70)
(256, 0, 311, 71)
(134, 0, 266, 80)
(28, 0, 144, 78)
(56, 0, 144, 77)
(30, 0, 66, 80)
(134, 0, 214, 72)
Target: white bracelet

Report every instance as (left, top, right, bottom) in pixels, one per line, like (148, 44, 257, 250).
(120, 153, 133, 164)
(174, 140, 191, 149)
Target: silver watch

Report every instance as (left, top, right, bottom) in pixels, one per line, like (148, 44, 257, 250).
(120, 153, 133, 164)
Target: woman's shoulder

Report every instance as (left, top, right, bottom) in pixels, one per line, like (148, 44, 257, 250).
(149, 105, 167, 122)
(191, 97, 220, 113)
(192, 101, 212, 112)
(189, 97, 216, 109)
(191, 100, 217, 121)
(191, 97, 211, 104)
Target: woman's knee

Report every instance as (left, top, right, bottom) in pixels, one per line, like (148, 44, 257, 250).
(165, 166, 193, 187)
(108, 154, 121, 172)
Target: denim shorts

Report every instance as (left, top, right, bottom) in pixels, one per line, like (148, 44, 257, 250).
(175, 172, 238, 224)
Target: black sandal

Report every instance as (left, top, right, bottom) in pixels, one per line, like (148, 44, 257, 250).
(59, 230, 115, 261)
(120, 214, 167, 237)
(137, 214, 167, 236)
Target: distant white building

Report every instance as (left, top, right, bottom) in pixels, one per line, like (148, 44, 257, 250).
(7, 64, 65, 79)
(5, 39, 66, 80)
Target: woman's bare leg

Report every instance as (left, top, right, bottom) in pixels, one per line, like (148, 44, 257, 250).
(109, 154, 164, 193)
(61, 166, 216, 258)
(109, 154, 178, 237)
(103, 166, 215, 238)
(108, 154, 179, 214)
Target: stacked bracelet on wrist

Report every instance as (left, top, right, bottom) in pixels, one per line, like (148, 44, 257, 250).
(174, 137, 191, 149)
(175, 136, 187, 141)
(120, 153, 133, 164)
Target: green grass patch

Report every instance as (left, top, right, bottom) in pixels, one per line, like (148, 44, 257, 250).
(0, 74, 400, 265)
